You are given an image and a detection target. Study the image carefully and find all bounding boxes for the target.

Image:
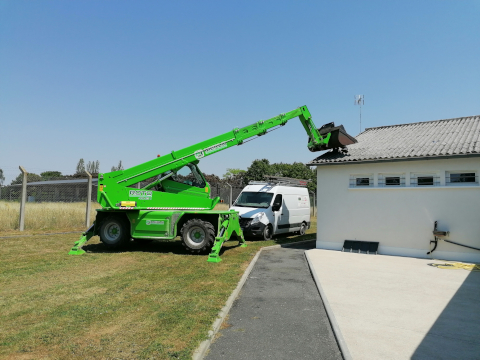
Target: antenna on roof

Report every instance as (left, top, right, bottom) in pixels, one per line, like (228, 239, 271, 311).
(354, 95, 364, 133)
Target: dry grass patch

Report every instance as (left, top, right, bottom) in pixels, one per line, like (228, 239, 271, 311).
(0, 201, 101, 234)
(0, 218, 317, 359)
(1, 201, 228, 235)
(213, 203, 230, 211)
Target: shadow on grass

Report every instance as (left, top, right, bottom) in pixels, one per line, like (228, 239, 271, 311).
(81, 233, 316, 256)
(81, 238, 251, 257)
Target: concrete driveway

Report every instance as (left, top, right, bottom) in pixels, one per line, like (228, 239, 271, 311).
(306, 249, 480, 360)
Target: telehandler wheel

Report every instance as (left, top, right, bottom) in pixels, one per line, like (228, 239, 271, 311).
(262, 224, 273, 241)
(99, 216, 130, 249)
(180, 219, 215, 254)
(299, 222, 307, 236)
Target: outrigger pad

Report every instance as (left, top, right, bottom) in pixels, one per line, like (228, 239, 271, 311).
(309, 122, 358, 152)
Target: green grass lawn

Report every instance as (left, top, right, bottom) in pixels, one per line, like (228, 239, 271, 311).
(0, 219, 317, 359)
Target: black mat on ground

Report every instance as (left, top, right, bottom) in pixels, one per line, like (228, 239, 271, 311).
(343, 240, 379, 254)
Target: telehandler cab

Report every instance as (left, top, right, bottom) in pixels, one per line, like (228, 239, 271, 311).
(69, 106, 357, 262)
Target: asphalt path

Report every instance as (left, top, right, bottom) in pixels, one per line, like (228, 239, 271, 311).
(205, 241, 342, 360)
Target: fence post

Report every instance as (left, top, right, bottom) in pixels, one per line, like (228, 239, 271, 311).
(226, 183, 233, 208)
(309, 191, 316, 217)
(19, 166, 28, 231)
(85, 171, 92, 228)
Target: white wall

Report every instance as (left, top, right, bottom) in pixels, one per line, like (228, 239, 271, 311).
(316, 157, 480, 263)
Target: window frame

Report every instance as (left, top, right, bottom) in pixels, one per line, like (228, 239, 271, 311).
(410, 173, 440, 187)
(233, 191, 274, 209)
(378, 173, 405, 187)
(349, 174, 374, 188)
(170, 164, 206, 188)
(445, 171, 478, 186)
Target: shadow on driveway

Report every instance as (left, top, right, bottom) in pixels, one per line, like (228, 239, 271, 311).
(412, 268, 480, 359)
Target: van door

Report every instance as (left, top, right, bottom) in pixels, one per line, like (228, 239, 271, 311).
(272, 194, 288, 234)
(283, 194, 305, 233)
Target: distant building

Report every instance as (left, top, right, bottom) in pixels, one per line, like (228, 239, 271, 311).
(0, 178, 98, 202)
(308, 115, 480, 263)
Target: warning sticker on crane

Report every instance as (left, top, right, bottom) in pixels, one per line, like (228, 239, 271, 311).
(129, 190, 153, 200)
(194, 150, 205, 159)
(146, 220, 164, 225)
(194, 141, 228, 159)
(205, 141, 228, 155)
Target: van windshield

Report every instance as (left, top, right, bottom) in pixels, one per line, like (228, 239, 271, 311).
(234, 192, 273, 208)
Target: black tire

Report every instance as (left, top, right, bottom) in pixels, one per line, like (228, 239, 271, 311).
(299, 222, 307, 236)
(262, 224, 273, 241)
(99, 215, 130, 249)
(180, 219, 215, 253)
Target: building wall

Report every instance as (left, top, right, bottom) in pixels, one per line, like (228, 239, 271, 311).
(316, 157, 480, 263)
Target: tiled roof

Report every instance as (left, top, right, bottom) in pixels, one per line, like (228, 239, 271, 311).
(308, 115, 480, 165)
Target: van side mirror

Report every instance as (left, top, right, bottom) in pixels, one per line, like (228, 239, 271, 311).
(272, 203, 281, 212)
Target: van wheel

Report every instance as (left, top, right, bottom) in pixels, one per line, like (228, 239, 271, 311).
(299, 222, 307, 236)
(181, 219, 215, 253)
(262, 224, 273, 241)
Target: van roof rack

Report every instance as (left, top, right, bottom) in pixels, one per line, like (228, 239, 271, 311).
(248, 176, 311, 187)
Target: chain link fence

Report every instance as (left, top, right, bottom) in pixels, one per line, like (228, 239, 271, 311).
(1, 175, 95, 203)
(210, 183, 244, 207)
(0, 167, 96, 232)
(0, 167, 317, 232)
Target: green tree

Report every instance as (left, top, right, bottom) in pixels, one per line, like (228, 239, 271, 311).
(203, 173, 221, 185)
(10, 172, 42, 185)
(222, 168, 246, 186)
(243, 159, 317, 193)
(271, 162, 316, 193)
(40, 171, 62, 180)
(0, 168, 4, 186)
(244, 159, 274, 184)
(111, 160, 124, 172)
(223, 168, 246, 179)
(86, 160, 100, 174)
(76, 158, 85, 174)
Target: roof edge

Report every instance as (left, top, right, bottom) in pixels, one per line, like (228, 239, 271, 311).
(363, 114, 480, 132)
(306, 153, 480, 167)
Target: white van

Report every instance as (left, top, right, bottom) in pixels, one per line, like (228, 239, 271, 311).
(230, 178, 311, 240)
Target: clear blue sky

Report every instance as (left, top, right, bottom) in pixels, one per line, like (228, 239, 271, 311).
(1, 0, 479, 184)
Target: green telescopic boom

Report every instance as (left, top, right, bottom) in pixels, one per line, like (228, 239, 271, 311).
(110, 105, 342, 188)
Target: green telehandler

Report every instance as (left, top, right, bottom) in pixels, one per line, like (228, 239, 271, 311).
(69, 106, 357, 262)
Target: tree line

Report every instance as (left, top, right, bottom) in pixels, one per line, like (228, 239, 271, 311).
(3, 158, 125, 186)
(204, 159, 316, 193)
(1, 158, 316, 192)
